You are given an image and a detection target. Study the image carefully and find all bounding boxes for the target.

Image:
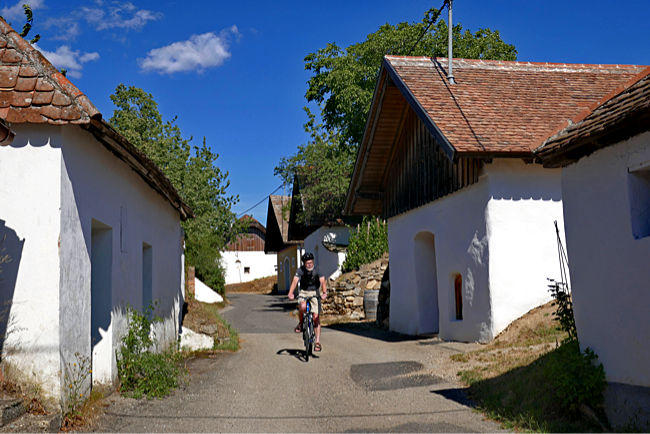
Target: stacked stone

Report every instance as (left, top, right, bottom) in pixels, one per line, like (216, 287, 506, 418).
(322, 254, 389, 320)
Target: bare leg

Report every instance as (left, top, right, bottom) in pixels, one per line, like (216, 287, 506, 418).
(298, 301, 306, 327)
(314, 313, 321, 344)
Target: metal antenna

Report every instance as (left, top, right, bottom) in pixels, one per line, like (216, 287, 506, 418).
(447, 0, 455, 84)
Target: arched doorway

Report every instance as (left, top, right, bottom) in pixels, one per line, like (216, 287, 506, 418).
(413, 232, 439, 334)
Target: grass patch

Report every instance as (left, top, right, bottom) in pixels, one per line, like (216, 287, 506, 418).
(212, 312, 239, 351)
(452, 301, 607, 432)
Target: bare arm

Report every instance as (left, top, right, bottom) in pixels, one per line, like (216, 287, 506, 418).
(288, 276, 300, 300)
(320, 276, 327, 300)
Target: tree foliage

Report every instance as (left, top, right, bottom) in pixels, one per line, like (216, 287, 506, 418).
(277, 7, 517, 223)
(109, 84, 240, 293)
(274, 109, 355, 224)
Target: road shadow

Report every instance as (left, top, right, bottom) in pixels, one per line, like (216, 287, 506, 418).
(430, 387, 476, 408)
(256, 300, 296, 313)
(276, 348, 320, 363)
(324, 321, 428, 343)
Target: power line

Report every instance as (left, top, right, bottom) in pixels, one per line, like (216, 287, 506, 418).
(236, 184, 283, 217)
(406, 0, 449, 56)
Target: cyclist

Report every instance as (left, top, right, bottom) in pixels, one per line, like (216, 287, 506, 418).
(288, 252, 327, 352)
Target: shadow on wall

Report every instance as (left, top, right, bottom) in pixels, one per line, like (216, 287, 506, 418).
(0, 220, 24, 358)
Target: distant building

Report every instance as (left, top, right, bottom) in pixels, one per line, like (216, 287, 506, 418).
(265, 195, 302, 293)
(221, 216, 276, 284)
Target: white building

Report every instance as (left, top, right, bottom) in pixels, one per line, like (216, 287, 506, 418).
(303, 224, 349, 281)
(344, 56, 647, 342)
(538, 69, 650, 429)
(0, 19, 191, 406)
(222, 216, 276, 284)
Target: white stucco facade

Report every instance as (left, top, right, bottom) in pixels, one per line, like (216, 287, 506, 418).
(387, 159, 564, 342)
(221, 251, 277, 284)
(560, 131, 650, 388)
(0, 124, 184, 405)
(303, 226, 349, 280)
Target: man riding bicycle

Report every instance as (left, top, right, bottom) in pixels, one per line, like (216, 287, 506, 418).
(288, 252, 327, 352)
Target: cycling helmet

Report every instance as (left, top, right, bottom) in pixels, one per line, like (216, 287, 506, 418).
(301, 252, 314, 263)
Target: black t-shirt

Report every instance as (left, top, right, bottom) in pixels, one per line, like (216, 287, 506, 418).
(295, 266, 321, 292)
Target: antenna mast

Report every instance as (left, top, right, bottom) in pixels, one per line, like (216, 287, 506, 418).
(447, 0, 455, 84)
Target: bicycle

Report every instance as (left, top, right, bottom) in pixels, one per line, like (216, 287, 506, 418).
(302, 296, 316, 361)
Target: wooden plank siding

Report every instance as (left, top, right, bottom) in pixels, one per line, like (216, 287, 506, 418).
(382, 108, 482, 218)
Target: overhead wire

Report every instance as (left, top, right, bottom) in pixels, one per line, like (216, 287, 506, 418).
(405, 0, 449, 56)
(236, 184, 284, 217)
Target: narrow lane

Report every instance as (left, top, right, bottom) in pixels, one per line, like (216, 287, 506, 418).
(91, 293, 505, 432)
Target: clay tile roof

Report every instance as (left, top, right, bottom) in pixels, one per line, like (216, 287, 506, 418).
(385, 56, 648, 155)
(537, 67, 650, 166)
(0, 18, 99, 124)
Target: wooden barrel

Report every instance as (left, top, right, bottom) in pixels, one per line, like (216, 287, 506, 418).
(364, 289, 379, 320)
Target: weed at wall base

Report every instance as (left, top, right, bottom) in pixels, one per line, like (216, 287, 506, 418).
(116, 306, 186, 399)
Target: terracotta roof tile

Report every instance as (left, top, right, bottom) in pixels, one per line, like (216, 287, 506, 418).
(0, 17, 99, 124)
(537, 67, 650, 164)
(385, 56, 648, 154)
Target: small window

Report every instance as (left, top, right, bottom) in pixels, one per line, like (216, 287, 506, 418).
(628, 164, 650, 239)
(244, 267, 250, 274)
(454, 273, 463, 320)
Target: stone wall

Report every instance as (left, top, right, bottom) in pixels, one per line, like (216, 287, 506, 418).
(322, 254, 389, 323)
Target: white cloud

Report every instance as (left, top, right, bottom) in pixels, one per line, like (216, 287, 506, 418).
(35, 45, 100, 78)
(43, 16, 81, 41)
(1, 0, 45, 22)
(82, 1, 161, 31)
(139, 26, 240, 75)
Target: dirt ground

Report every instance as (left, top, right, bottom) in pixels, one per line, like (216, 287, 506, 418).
(224, 275, 276, 294)
(442, 300, 566, 380)
(181, 297, 231, 341)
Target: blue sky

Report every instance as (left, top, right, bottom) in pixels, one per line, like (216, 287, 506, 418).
(4, 0, 649, 224)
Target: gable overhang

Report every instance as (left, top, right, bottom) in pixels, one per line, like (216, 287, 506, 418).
(344, 59, 457, 216)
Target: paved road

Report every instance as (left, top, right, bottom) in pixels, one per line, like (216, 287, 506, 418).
(91, 293, 504, 432)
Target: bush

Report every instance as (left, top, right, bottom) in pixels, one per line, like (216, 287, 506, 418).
(547, 277, 606, 416)
(545, 340, 606, 413)
(342, 216, 388, 272)
(116, 307, 185, 399)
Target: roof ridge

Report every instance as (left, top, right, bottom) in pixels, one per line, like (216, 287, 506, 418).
(386, 55, 647, 73)
(0, 16, 100, 124)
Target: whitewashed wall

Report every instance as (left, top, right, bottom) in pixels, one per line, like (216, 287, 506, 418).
(561, 131, 650, 388)
(0, 124, 184, 404)
(59, 125, 183, 387)
(387, 159, 563, 342)
(485, 160, 564, 335)
(303, 226, 349, 280)
(221, 251, 277, 284)
(0, 125, 62, 402)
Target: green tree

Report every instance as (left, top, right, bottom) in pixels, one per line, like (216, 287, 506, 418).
(109, 84, 240, 293)
(304, 8, 518, 147)
(274, 109, 355, 224)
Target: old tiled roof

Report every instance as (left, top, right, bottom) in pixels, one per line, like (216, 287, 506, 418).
(269, 195, 292, 244)
(537, 67, 650, 166)
(0, 17, 192, 220)
(385, 56, 647, 155)
(0, 19, 100, 124)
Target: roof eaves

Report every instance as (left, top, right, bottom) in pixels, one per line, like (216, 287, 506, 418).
(383, 57, 456, 161)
